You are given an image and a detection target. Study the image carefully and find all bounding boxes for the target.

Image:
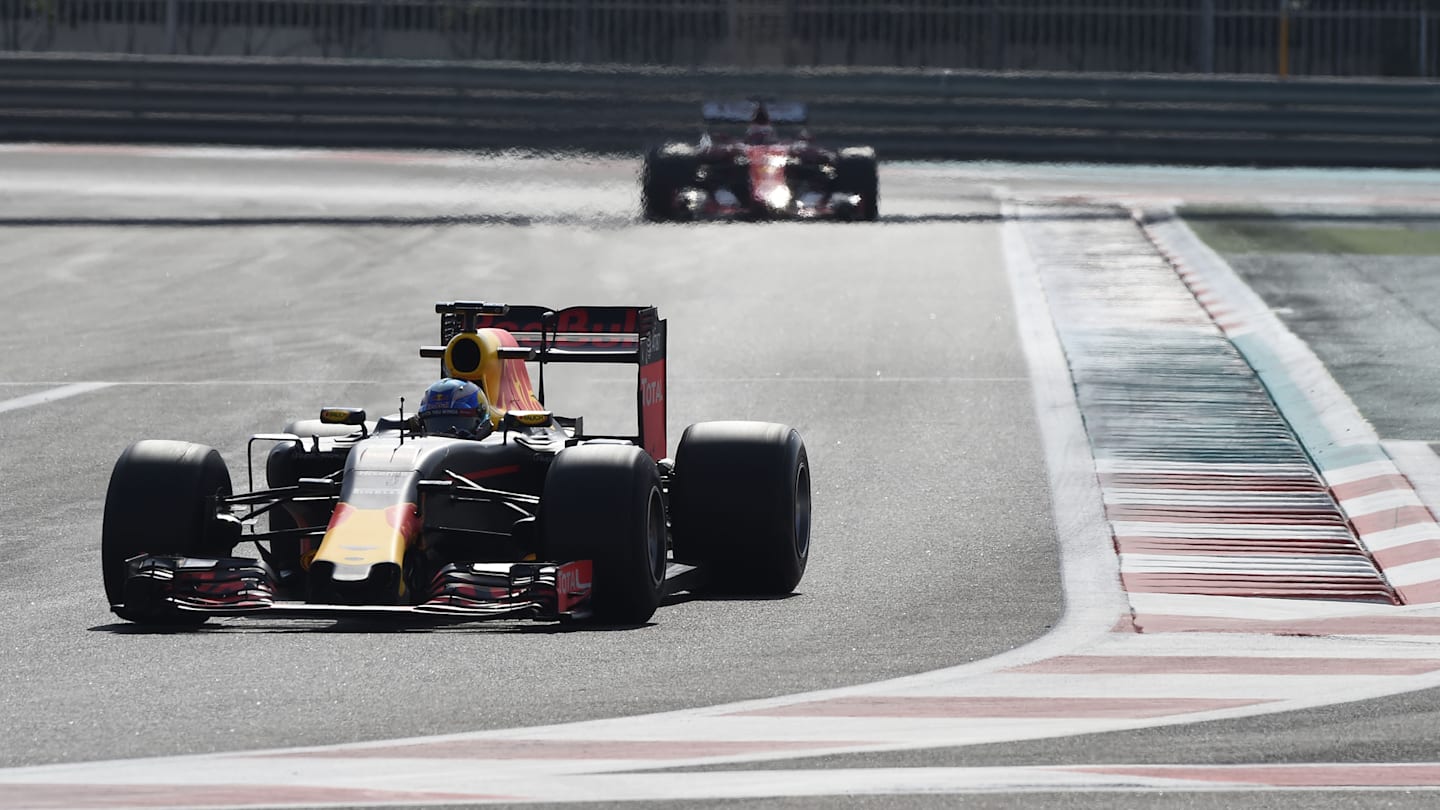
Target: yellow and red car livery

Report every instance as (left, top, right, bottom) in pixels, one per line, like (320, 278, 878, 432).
(101, 301, 811, 630)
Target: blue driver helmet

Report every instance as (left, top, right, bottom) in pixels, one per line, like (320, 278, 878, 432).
(419, 378, 490, 439)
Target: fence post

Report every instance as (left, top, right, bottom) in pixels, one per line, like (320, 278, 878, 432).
(1277, 0, 1290, 78)
(1421, 9, 1430, 78)
(782, 0, 794, 67)
(576, 0, 591, 63)
(1199, 0, 1215, 73)
(164, 0, 178, 55)
(370, 0, 383, 57)
(988, 0, 1003, 70)
(726, 0, 740, 64)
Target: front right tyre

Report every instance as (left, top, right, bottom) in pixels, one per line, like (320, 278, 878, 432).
(101, 440, 240, 624)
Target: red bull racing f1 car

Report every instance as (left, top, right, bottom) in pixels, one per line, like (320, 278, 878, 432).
(101, 302, 811, 627)
(641, 101, 879, 223)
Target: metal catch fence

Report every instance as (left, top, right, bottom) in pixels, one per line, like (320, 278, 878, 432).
(1, 0, 1437, 78)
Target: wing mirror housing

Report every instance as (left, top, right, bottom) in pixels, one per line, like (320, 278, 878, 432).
(319, 407, 367, 426)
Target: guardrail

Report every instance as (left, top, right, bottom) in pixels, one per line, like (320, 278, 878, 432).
(4, 52, 1440, 167)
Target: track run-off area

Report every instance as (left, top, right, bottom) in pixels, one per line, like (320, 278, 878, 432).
(5, 146, 1440, 808)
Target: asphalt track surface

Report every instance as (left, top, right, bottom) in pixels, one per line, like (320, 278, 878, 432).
(5, 147, 1440, 808)
(1221, 240, 1440, 443)
(0, 148, 1054, 764)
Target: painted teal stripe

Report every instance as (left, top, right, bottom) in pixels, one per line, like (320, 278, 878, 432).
(1229, 334, 1390, 474)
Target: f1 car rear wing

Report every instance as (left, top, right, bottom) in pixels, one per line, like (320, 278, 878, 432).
(421, 302, 667, 459)
(703, 100, 808, 124)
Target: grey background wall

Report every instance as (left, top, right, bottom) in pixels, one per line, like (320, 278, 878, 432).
(2, 0, 1438, 78)
(3, 52, 1439, 167)
(5, 1, 1440, 166)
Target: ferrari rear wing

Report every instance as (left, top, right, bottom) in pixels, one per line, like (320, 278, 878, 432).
(422, 301, 668, 459)
(703, 100, 808, 124)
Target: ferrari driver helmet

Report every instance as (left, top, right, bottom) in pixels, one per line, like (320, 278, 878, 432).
(419, 378, 492, 439)
(744, 104, 777, 145)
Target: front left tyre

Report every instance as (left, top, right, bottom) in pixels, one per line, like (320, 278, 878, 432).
(101, 440, 240, 624)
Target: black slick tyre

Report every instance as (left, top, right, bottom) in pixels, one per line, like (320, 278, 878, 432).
(101, 440, 241, 624)
(541, 444, 667, 624)
(835, 147, 880, 222)
(671, 421, 811, 595)
(641, 145, 698, 222)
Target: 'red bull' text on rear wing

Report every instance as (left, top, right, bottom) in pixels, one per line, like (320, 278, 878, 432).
(421, 302, 667, 460)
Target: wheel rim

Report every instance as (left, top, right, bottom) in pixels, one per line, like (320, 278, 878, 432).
(793, 461, 812, 559)
(645, 486, 667, 587)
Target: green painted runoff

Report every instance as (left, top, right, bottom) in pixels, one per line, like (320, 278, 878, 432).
(1182, 208, 1440, 256)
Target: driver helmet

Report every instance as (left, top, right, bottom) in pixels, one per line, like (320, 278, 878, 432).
(419, 378, 492, 439)
(744, 104, 777, 145)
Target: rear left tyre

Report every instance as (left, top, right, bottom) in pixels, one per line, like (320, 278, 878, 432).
(541, 444, 667, 624)
(101, 440, 241, 624)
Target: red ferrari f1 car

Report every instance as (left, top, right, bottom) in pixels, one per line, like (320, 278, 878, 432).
(101, 302, 811, 627)
(641, 101, 879, 222)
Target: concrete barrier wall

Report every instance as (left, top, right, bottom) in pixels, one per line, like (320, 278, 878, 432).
(3, 52, 1440, 166)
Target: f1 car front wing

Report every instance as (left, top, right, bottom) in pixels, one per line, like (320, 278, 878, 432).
(115, 555, 699, 624)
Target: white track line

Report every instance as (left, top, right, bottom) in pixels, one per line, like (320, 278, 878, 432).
(998, 197, 1132, 640)
(0, 382, 114, 414)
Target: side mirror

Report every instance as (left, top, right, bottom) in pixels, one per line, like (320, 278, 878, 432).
(319, 407, 367, 426)
(502, 410, 554, 431)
